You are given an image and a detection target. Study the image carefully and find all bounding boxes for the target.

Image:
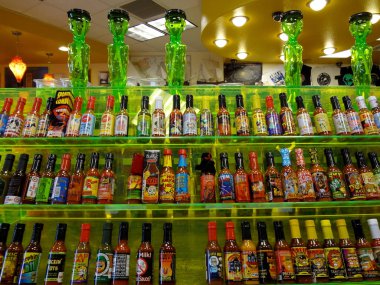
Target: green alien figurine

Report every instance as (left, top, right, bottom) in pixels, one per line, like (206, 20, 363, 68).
(349, 12, 373, 96)
(108, 9, 129, 94)
(165, 9, 187, 93)
(67, 9, 91, 97)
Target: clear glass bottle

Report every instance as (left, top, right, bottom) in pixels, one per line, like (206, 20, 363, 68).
(66, 97, 83, 137)
(115, 95, 129, 137)
(330, 96, 350, 135)
(22, 97, 42, 137)
(279, 93, 296, 136)
(312, 95, 332, 135)
(235, 94, 250, 136)
(183, 94, 197, 136)
(295, 96, 313, 136)
(79, 96, 96, 136)
(152, 95, 166, 137)
(356, 95, 379, 135)
(342, 96, 364, 135)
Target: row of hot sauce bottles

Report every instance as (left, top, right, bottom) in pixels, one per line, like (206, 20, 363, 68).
(1, 92, 380, 138)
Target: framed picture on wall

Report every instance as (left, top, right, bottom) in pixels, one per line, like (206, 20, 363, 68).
(99, 71, 109, 86)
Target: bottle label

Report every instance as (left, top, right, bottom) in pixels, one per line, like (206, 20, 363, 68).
(224, 251, 242, 281)
(314, 113, 331, 134)
(357, 247, 379, 278)
(152, 112, 166, 136)
(79, 113, 96, 136)
(66, 113, 81, 136)
(265, 173, 283, 201)
(374, 112, 380, 129)
(252, 112, 267, 135)
(359, 112, 378, 134)
(2, 251, 21, 281)
(95, 252, 113, 281)
(183, 112, 197, 135)
(142, 171, 159, 203)
(200, 112, 214, 136)
(283, 171, 299, 201)
(100, 113, 115, 136)
(5, 175, 24, 202)
(275, 249, 295, 281)
(218, 173, 235, 201)
(297, 171, 316, 200)
(297, 112, 314, 135)
(372, 246, 380, 268)
(234, 174, 251, 202)
(291, 246, 311, 276)
(249, 174, 265, 201)
(206, 251, 223, 281)
(82, 176, 99, 200)
(71, 252, 90, 283)
(137, 114, 151, 137)
(257, 249, 276, 282)
(327, 170, 347, 199)
(344, 172, 366, 199)
(341, 247, 362, 278)
(112, 253, 130, 280)
(266, 113, 282, 135)
(19, 252, 41, 283)
(36, 177, 54, 203)
(312, 171, 331, 199)
(235, 113, 250, 135)
(98, 177, 115, 201)
(361, 172, 380, 199)
(346, 112, 363, 134)
(126, 175, 142, 201)
(136, 251, 153, 283)
(0, 113, 9, 135)
(45, 252, 66, 282)
(4, 116, 23, 137)
(52, 176, 70, 203)
(3, 195, 21, 205)
(200, 174, 216, 202)
(333, 113, 350, 134)
(36, 115, 49, 136)
(115, 114, 129, 136)
(22, 115, 38, 137)
(241, 250, 259, 281)
(159, 252, 175, 281)
(324, 247, 346, 279)
(280, 110, 296, 135)
(307, 248, 328, 278)
(159, 171, 175, 202)
(175, 172, 189, 202)
(217, 113, 231, 136)
(25, 176, 40, 199)
(169, 113, 182, 136)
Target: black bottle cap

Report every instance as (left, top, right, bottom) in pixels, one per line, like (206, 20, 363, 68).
(119, 222, 129, 241)
(281, 10, 303, 22)
(17, 154, 29, 172)
(236, 94, 244, 108)
(324, 148, 336, 167)
(341, 148, 352, 165)
(46, 97, 54, 111)
(220, 153, 229, 169)
(163, 222, 173, 242)
(105, 153, 114, 161)
(218, 94, 226, 108)
(235, 152, 244, 169)
(108, 8, 130, 21)
(355, 151, 367, 168)
(105, 153, 114, 169)
(31, 223, 44, 242)
(67, 8, 91, 21)
(120, 95, 128, 110)
(312, 95, 322, 108)
(141, 96, 149, 110)
(342, 96, 353, 110)
(349, 12, 372, 24)
(173, 94, 180, 110)
(142, 223, 152, 242)
(13, 223, 25, 243)
(274, 221, 285, 241)
(186, 94, 193, 108)
(241, 221, 252, 240)
(266, 152, 275, 167)
(46, 154, 57, 171)
(56, 223, 67, 241)
(296, 96, 305, 109)
(90, 152, 99, 169)
(279, 93, 288, 107)
(257, 222, 268, 241)
(2, 154, 15, 172)
(351, 219, 365, 239)
(165, 9, 186, 21)
(368, 152, 380, 169)
(0, 223, 10, 244)
(31, 154, 43, 172)
(330, 96, 341, 110)
(102, 222, 113, 244)
(76, 153, 86, 170)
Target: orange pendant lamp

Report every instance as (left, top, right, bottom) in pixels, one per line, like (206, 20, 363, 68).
(9, 31, 27, 84)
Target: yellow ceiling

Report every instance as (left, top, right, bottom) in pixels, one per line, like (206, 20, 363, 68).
(201, 0, 380, 64)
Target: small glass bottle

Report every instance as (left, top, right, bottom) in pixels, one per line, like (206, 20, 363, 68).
(94, 223, 114, 284)
(183, 94, 197, 136)
(4, 154, 29, 205)
(218, 153, 235, 203)
(205, 222, 223, 285)
(35, 154, 57, 204)
(324, 148, 348, 200)
(159, 223, 176, 285)
(294, 148, 316, 202)
(79, 96, 96, 136)
(341, 148, 366, 200)
(217, 94, 231, 136)
(265, 95, 282, 136)
(368, 152, 380, 188)
(0, 223, 10, 270)
(355, 151, 380, 200)
(98, 153, 116, 204)
(22, 97, 42, 138)
(66, 97, 83, 137)
(312, 95, 332, 135)
(0, 154, 15, 204)
(115, 95, 129, 137)
(367, 218, 380, 269)
(251, 95, 268, 136)
(330, 96, 350, 135)
(368, 96, 380, 129)
(51, 154, 71, 204)
(248, 152, 265, 202)
(224, 222, 243, 284)
(295, 96, 314, 136)
(264, 152, 284, 202)
(112, 222, 130, 285)
(152, 95, 166, 137)
(356, 95, 379, 135)
(279, 93, 296, 136)
(235, 94, 250, 136)
(36, 97, 54, 137)
(67, 153, 86, 204)
(279, 148, 300, 202)
(137, 96, 151, 138)
(199, 99, 214, 137)
(142, 150, 160, 204)
(82, 152, 100, 204)
(256, 222, 276, 284)
(126, 153, 144, 204)
(169, 95, 182, 137)
(159, 149, 175, 203)
(309, 148, 331, 201)
(175, 149, 190, 203)
(198, 153, 217, 203)
(0, 98, 13, 137)
(240, 221, 259, 284)
(100, 95, 116, 136)
(70, 224, 91, 285)
(234, 152, 251, 203)
(342, 96, 364, 135)
(136, 223, 154, 285)
(21, 154, 43, 204)
(4, 97, 26, 137)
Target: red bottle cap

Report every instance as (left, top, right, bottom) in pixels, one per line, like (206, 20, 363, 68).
(208, 221, 217, 241)
(164, 149, 172, 155)
(131, 153, 144, 175)
(2, 98, 13, 113)
(32, 97, 42, 112)
(225, 221, 236, 240)
(74, 97, 83, 111)
(294, 148, 305, 166)
(87, 96, 96, 109)
(80, 223, 91, 242)
(61, 153, 72, 171)
(106, 95, 115, 109)
(265, 96, 274, 108)
(178, 149, 187, 157)
(249, 151, 257, 160)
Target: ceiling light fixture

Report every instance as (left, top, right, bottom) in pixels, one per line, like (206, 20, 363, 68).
(9, 31, 27, 84)
(308, 0, 328, 11)
(147, 17, 196, 32)
(280, 54, 285, 62)
(320, 49, 351, 58)
(236, 52, 248, 60)
(278, 33, 288, 41)
(231, 16, 248, 27)
(58, 46, 69, 52)
(127, 24, 165, 41)
(371, 13, 380, 24)
(323, 47, 336, 55)
(214, 39, 228, 48)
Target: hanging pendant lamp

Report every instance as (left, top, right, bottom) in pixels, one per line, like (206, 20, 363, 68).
(9, 31, 27, 84)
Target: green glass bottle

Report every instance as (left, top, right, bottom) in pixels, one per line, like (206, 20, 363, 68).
(137, 96, 151, 138)
(94, 223, 113, 284)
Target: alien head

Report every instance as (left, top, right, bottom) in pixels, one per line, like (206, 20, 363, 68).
(68, 9, 91, 39)
(281, 10, 303, 40)
(108, 9, 130, 38)
(349, 12, 372, 40)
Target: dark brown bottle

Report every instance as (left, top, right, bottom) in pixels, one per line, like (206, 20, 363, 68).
(312, 95, 332, 135)
(70, 223, 91, 285)
(98, 153, 115, 204)
(217, 94, 231, 136)
(256, 222, 276, 284)
(205, 222, 223, 285)
(4, 154, 29, 205)
(234, 153, 251, 203)
(35, 154, 57, 204)
(240, 221, 258, 284)
(67, 153, 86, 204)
(94, 223, 113, 285)
(112, 222, 130, 285)
(224, 221, 242, 284)
(324, 149, 348, 200)
(159, 223, 176, 285)
(0, 154, 15, 204)
(264, 152, 284, 202)
(21, 154, 43, 204)
(18, 223, 44, 284)
(309, 148, 331, 201)
(169, 95, 182, 137)
(136, 223, 154, 285)
(355, 151, 380, 200)
(341, 148, 366, 200)
(235, 94, 250, 136)
(0, 223, 10, 270)
(36, 97, 54, 137)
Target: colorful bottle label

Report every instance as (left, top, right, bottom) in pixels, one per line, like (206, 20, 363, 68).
(314, 113, 331, 134)
(152, 112, 166, 136)
(95, 252, 113, 281)
(45, 252, 66, 283)
(66, 113, 81, 136)
(169, 113, 182, 136)
(71, 252, 90, 283)
(22, 115, 39, 137)
(1, 251, 20, 281)
(324, 247, 346, 279)
(341, 247, 362, 278)
(137, 114, 151, 137)
(297, 113, 314, 135)
(19, 252, 41, 283)
(291, 246, 312, 276)
(297, 171, 316, 200)
(126, 175, 142, 201)
(142, 171, 159, 203)
(217, 113, 231, 136)
(235, 113, 250, 135)
(4, 116, 23, 137)
(136, 251, 153, 283)
(373, 112, 380, 129)
(327, 170, 347, 199)
(359, 112, 378, 134)
(115, 114, 129, 136)
(357, 247, 379, 278)
(332, 113, 350, 134)
(200, 174, 216, 202)
(52, 176, 70, 203)
(234, 173, 251, 202)
(249, 174, 265, 201)
(175, 172, 189, 202)
(218, 173, 235, 201)
(206, 252, 223, 281)
(200, 112, 214, 136)
(25, 176, 40, 199)
(307, 248, 328, 278)
(79, 113, 96, 136)
(280, 110, 296, 135)
(346, 112, 363, 134)
(183, 112, 197, 135)
(159, 252, 175, 282)
(82, 176, 99, 200)
(252, 111, 267, 135)
(257, 249, 276, 282)
(283, 171, 299, 201)
(224, 252, 242, 281)
(372, 246, 380, 268)
(266, 113, 282, 135)
(265, 173, 283, 201)
(35, 177, 54, 203)
(99, 113, 115, 136)
(312, 171, 331, 200)
(344, 172, 366, 199)
(159, 171, 175, 202)
(275, 249, 295, 281)
(361, 172, 380, 198)
(36, 115, 50, 137)
(98, 177, 115, 201)
(112, 253, 130, 281)
(241, 250, 259, 281)
(0, 113, 9, 136)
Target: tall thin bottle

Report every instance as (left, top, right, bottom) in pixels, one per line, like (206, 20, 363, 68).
(82, 152, 100, 204)
(295, 96, 314, 136)
(0, 154, 15, 204)
(279, 93, 296, 135)
(4, 154, 29, 205)
(136, 223, 153, 285)
(330, 96, 350, 135)
(183, 94, 197, 136)
(265, 152, 284, 202)
(356, 95, 379, 135)
(294, 148, 316, 202)
(324, 148, 348, 200)
(22, 97, 42, 138)
(235, 94, 250, 136)
(36, 97, 54, 137)
(67, 153, 86, 204)
(169, 95, 182, 137)
(309, 148, 331, 201)
(248, 152, 265, 202)
(205, 222, 223, 285)
(98, 153, 115, 204)
(152, 95, 166, 137)
(367, 218, 380, 269)
(66, 97, 83, 137)
(175, 149, 190, 203)
(355, 151, 380, 199)
(94, 223, 113, 284)
(199, 99, 214, 137)
(21, 154, 43, 204)
(368, 96, 380, 129)
(251, 95, 268, 136)
(256, 222, 276, 284)
(312, 95, 332, 135)
(198, 153, 217, 203)
(0, 223, 10, 270)
(240, 221, 258, 284)
(100, 95, 115, 136)
(137, 96, 151, 138)
(224, 221, 243, 284)
(4, 97, 26, 137)
(0, 98, 13, 137)
(279, 148, 300, 202)
(35, 154, 57, 204)
(112, 222, 130, 285)
(234, 153, 251, 203)
(341, 148, 366, 200)
(265, 95, 282, 136)
(159, 149, 175, 203)
(70, 224, 91, 285)
(368, 152, 380, 189)
(79, 96, 96, 136)
(342, 96, 364, 135)
(217, 94, 231, 136)
(159, 223, 176, 285)
(218, 153, 235, 202)
(114, 95, 129, 137)
(51, 154, 71, 204)
(126, 153, 144, 204)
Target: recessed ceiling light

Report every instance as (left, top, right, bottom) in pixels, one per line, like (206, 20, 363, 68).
(214, 39, 228, 48)
(323, 47, 336, 55)
(127, 24, 165, 41)
(308, 0, 328, 11)
(236, 52, 248, 60)
(280, 54, 285, 62)
(371, 13, 380, 24)
(278, 33, 288, 41)
(147, 17, 196, 32)
(320, 49, 351, 58)
(231, 16, 248, 27)
(58, 46, 69, 52)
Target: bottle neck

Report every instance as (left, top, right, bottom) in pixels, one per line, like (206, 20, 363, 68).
(322, 225, 334, 240)
(46, 98, 54, 112)
(74, 99, 83, 112)
(343, 97, 353, 110)
(241, 226, 252, 240)
(142, 228, 151, 243)
(226, 227, 236, 240)
(120, 96, 128, 110)
(106, 97, 114, 111)
(280, 151, 291, 167)
(2, 99, 12, 113)
(102, 229, 112, 245)
(155, 98, 163, 110)
(17, 157, 29, 173)
(80, 228, 90, 243)
(249, 155, 258, 170)
(163, 228, 172, 243)
(368, 220, 380, 240)
(31, 98, 42, 114)
(235, 156, 244, 170)
(186, 96, 193, 108)
(337, 224, 350, 240)
(236, 96, 244, 108)
(218, 96, 226, 109)
(163, 154, 173, 168)
(290, 223, 301, 239)
(15, 99, 26, 114)
(353, 222, 365, 240)
(12, 226, 24, 243)
(313, 96, 322, 109)
(46, 158, 57, 172)
(173, 95, 180, 110)
(31, 158, 42, 172)
(369, 153, 380, 170)
(141, 98, 149, 110)
(178, 154, 187, 167)
(306, 225, 318, 240)
(295, 150, 306, 167)
(296, 97, 305, 109)
(90, 155, 99, 169)
(2, 157, 14, 172)
(220, 156, 229, 169)
(369, 97, 379, 109)
(258, 226, 268, 242)
(56, 226, 67, 242)
(0, 227, 9, 244)
(309, 150, 320, 166)
(86, 98, 95, 111)
(61, 157, 71, 172)
(325, 150, 336, 167)
(75, 158, 85, 172)
(274, 224, 285, 241)
(342, 150, 353, 166)
(356, 98, 367, 110)
(356, 155, 367, 169)
(105, 158, 113, 170)
(208, 227, 217, 242)
(119, 226, 128, 242)
(330, 97, 340, 110)
(31, 226, 43, 244)
(280, 96, 288, 108)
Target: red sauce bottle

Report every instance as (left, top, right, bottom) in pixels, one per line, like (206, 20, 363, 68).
(159, 223, 176, 285)
(341, 148, 366, 200)
(217, 94, 231, 136)
(21, 154, 43, 204)
(112, 222, 130, 285)
(309, 148, 331, 201)
(136, 223, 154, 285)
(367, 218, 380, 270)
(82, 152, 100, 204)
(205, 222, 223, 285)
(234, 153, 251, 203)
(294, 148, 316, 202)
(22, 97, 42, 138)
(126, 153, 144, 204)
(0, 223, 10, 270)
(70, 224, 91, 285)
(97, 153, 115, 204)
(4, 97, 26, 137)
(67, 153, 86, 204)
(224, 222, 243, 284)
(169, 95, 182, 137)
(248, 152, 265, 202)
(256, 222, 276, 284)
(264, 152, 284, 202)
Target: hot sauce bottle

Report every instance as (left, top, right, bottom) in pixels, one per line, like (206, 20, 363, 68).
(355, 151, 380, 199)
(137, 96, 152, 138)
(205, 222, 223, 285)
(352, 219, 380, 280)
(18, 223, 44, 285)
(217, 94, 231, 136)
(294, 148, 316, 202)
(175, 149, 190, 203)
(368, 96, 380, 129)
(295, 96, 314, 136)
(304, 220, 329, 283)
(279, 93, 296, 136)
(234, 152, 251, 203)
(235, 94, 250, 136)
(199, 99, 214, 137)
(0, 223, 10, 270)
(335, 219, 363, 281)
(279, 148, 300, 202)
(265, 152, 284, 202)
(248, 152, 265, 202)
(79, 96, 96, 137)
(169, 95, 182, 137)
(142, 150, 160, 204)
(4, 154, 29, 205)
(152, 95, 166, 138)
(273, 221, 295, 283)
(136, 223, 154, 285)
(256, 222, 276, 284)
(356, 96, 379, 135)
(0, 98, 13, 137)
(66, 97, 83, 137)
(159, 223, 176, 285)
(100, 95, 115, 136)
(265, 95, 282, 136)
(183, 94, 197, 136)
(82, 152, 100, 204)
(218, 153, 235, 203)
(35, 154, 57, 204)
(342, 96, 364, 135)
(330, 96, 351, 135)
(159, 149, 175, 203)
(51, 154, 71, 204)
(367, 218, 380, 269)
(0, 154, 15, 204)
(115, 95, 129, 137)
(4, 97, 26, 138)
(240, 221, 259, 284)
(94, 223, 114, 284)
(324, 148, 348, 200)
(22, 97, 42, 138)
(320, 219, 346, 280)
(44, 223, 67, 285)
(312, 95, 332, 135)
(126, 153, 144, 204)
(21, 154, 43, 204)
(251, 94, 268, 136)
(98, 153, 116, 204)
(70, 223, 91, 285)
(197, 153, 217, 203)
(309, 148, 331, 201)
(341, 148, 366, 200)
(67, 153, 86, 204)
(368, 152, 380, 189)
(112, 222, 130, 285)
(36, 97, 54, 137)
(289, 219, 312, 284)
(224, 222, 243, 284)
(0, 223, 25, 284)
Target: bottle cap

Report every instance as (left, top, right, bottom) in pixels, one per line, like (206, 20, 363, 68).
(335, 219, 346, 227)
(120, 95, 128, 109)
(220, 152, 228, 159)
(141, 96, 149, 109)
(218, 94, 226, 108)
(142, 223, 151, 231)
(103, 222, 113, 231)
(173, 94, 180, 109)
(33, 97, 43, 111)
(252, 95, 261, 109)
(208, 221, 217, 229)
(155, 96, 163, 109)
(81, 223, 91, 231)
(178, 149, 187, 156)
(74, 97, 83, 110)
(249, 151, 257, 160)
(289, 219, 299, 227)
(164, 149, 172, 155)
(236, 94, 244, 108)
(105, 153, 114, 160)
(289, 219, 301, 238)
(305, 220, 315, 227)
(368, 96, 379, 108)
(19, 153, 29, 162)
(235, 152, 243, 160)
(58, 223, 67, 231)
(63, 153, 71, 160)
(186, 94, 193, 108)
(46, 97, 54, 110)
(342, 96, 353, 110)
(34, 223, 44, 231)
(87, 96, 96, 109)
(294, 148, 305, 166)
(33, 154, 43, 161)
(265, 95, 274, 108)
(18, 97, 27, 105)
(330, 96, 341, 110)
(107, 95, 115, 108)
(368, 218, 379, 226)
(312, 95, 321, 108)
(368, 152, 380, 169)
(77, 153, 86, 161)
(163, 223, 172, 230)
(279, 93, 288, 107)
(356, 96, 367, 109)
(320, 219, 331, 227)
(296, 96, 304, 109)
(341, 148, 352, 164)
